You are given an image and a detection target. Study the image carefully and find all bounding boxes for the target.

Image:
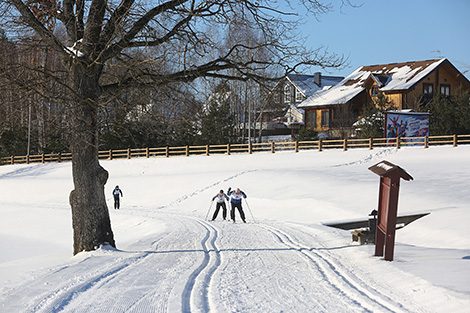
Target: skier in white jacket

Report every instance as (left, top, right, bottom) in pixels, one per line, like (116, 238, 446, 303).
(211, 190, 229, 221)
(227, 187, 247, 223)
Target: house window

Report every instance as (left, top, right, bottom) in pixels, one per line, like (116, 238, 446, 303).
(423, 83, 434, 103)
(423, 83, 434, 95)
(295, 88, 304, 103)
(321, 110, 330, 127)
(440, 84, 450, 97)
(307, 110, 316, 127)
(284, 84, 292, 103)
(371, 86, 379, 97)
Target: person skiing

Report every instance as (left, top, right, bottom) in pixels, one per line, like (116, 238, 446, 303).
(227, 187, 247, 223)
(211, 189, 229, 221)
(113, 185, 123, 210)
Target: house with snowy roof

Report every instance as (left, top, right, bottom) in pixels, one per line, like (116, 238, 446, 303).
(277, 73, 345, 106)
(259, 72, 344, 137)
(298, 58, 470, 138)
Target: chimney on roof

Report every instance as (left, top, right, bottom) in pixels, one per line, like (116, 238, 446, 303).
(314, 72, 321, 87)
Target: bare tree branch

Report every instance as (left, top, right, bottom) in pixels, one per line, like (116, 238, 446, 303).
(82, 0, 107, 56)
(9, 0, 69, 57)
(100, 0, 190, 61)
(99, 0, 136, 48)
(62, 0, 78, 43)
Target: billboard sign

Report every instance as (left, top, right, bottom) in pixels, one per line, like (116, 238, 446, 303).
(385, 111, 430, 141)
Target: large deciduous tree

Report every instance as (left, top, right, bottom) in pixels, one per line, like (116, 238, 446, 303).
(1, 0, 347, 254)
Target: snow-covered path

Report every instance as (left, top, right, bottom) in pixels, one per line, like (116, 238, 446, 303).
(1, 207, 466, 313)
(1, 147, 469, 312)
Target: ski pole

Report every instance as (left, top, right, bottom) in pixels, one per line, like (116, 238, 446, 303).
(244, 199, 256, 223)
(205, 201, 214, 221)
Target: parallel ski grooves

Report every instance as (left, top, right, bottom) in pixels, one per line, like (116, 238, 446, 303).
(259, 224, 411, 313)
(181, 219, 221, 313)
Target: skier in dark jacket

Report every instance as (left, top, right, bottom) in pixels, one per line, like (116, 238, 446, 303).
(211, 190, 229, 221)
(227, 187, 247, 223)
(113, 185, 123, 209)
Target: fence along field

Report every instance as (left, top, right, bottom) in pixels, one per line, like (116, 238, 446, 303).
(1, 134, 470, 166)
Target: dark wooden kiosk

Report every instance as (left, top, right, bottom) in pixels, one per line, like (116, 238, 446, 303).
(368, 160, 413, 261)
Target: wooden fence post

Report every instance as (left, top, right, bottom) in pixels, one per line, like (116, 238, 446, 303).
(4, 133, 469, 168)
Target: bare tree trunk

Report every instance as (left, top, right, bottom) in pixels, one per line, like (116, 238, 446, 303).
(69, 63, 115, 255)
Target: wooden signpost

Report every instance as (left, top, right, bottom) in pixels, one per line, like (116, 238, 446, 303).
(368, 160, 413, 261)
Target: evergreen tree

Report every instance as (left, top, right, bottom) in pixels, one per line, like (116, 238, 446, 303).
(426, 91, 470, 135)
(357, 94, 396, 138)
(0, 126, 28, 157)
(295, 127, 318, 141)
(197, 84, 237, 145)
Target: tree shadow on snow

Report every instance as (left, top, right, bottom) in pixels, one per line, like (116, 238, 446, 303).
(0, 163, 64, 179)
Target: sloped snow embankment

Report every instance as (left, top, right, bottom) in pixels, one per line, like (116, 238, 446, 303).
(0, 146, 469, 312)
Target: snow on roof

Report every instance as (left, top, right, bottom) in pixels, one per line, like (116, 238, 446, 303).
(298, 69, 369, 108)
(386, 109, 431, 115)
(367, 59, 446, 91)
(287, 103, 304, 114)
(299, 59, 447, 108)
(287, 74, 344, 97)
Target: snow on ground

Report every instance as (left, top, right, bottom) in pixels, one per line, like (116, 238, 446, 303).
(0, 146, 469, 312)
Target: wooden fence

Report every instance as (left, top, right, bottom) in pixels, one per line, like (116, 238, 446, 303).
(1, 134, 469, 166)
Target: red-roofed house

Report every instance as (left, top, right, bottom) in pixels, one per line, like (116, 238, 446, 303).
(298, 58, 470, 138)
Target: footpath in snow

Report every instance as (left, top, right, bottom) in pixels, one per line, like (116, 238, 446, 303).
(0, 146, 469, 312)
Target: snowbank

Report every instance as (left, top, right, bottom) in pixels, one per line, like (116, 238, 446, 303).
(0, 146, 469, 312)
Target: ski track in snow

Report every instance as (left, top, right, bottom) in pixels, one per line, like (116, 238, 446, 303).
(181, 219, 221, 313)
(0, 211, 432, 313)
(161, 169, 258, 209)
(26, 253, 153, 313)
(331, 148, 397, 167)
(2, 213, 223, 312)
(3, 160, 465, 312)
(258, 224, 414, 313)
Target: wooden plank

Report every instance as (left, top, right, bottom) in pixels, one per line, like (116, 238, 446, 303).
(429, 140, 453, 144)
(324, 212, 430, 230)
(348, 143, 370, 148)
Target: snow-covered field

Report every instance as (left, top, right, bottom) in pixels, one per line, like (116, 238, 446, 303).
(0, 146, 469, 312)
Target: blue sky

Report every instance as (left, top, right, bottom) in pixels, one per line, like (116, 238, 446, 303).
(299, 0, 470, 79)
